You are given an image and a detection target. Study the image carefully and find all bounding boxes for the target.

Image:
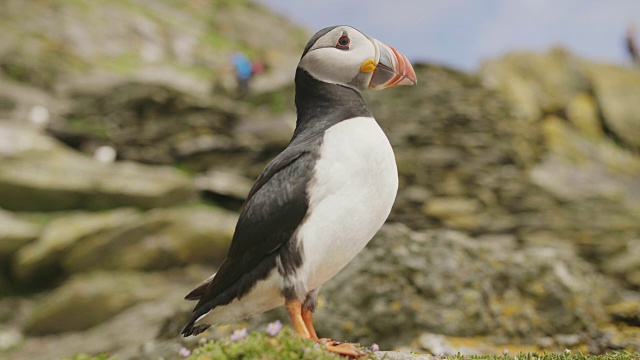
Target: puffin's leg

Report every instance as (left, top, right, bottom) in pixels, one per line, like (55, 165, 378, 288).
(285, 298, 310, 338)
(301, 289, 366, 358)
(302, 289, 319, 341)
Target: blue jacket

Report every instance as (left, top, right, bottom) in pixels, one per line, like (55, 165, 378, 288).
(232, 53, 253, 80)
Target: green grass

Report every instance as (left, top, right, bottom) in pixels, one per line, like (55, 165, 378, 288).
(186, 327, 375, 360)
(64, 326, 640, 360)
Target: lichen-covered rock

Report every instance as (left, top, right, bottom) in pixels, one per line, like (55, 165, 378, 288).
(0, 209, 41, 258)
(12, 205, 236, 285)
(4, 266, 211, 360)
(0, 122, 197, 211)
(480, 49, 588, 120)
(23, 271, 168, 335)
(0, 0, 306, 166)
(421, 197, 486, 230)
(565, 93, 602, 138)
(13, 208, 140, 283)
(195, 169, 253, 203)
(0, 122, 64, 156)
(588, 325, 640, 354)
(601, 240, 640, 288)
(61, 206, 237, 273)
(0, 0, 306, 93)
(585, 63, 640, 149)
(314, 224, 617, 348)
(531, 117, 640, 211)
(608, 300, 640, 327)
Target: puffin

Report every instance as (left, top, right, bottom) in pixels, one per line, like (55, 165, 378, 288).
(182, 25, 416, 356)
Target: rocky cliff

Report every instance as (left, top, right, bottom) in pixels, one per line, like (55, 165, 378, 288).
(1, 1, 639, 359)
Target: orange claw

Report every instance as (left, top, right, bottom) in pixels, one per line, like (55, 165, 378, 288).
(323, 339, 368, 358)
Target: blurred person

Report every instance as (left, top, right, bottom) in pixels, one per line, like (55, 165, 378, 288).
(231, 52, 254, 98)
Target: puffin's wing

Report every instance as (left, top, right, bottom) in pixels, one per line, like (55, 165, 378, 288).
(185, 141, 319, 321)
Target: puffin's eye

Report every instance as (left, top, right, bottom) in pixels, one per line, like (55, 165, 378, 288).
(336, 35, 350, 50)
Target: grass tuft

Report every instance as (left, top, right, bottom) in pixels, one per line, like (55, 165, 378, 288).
(185, 327, 375, 360)
(64, 326, 640, 360)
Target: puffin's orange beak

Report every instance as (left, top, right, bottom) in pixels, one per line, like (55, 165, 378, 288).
(368, 40, 417, 90)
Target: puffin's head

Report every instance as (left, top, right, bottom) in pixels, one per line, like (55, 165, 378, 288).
(298, 25, 417, 91)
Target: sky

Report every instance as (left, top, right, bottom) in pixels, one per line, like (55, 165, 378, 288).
(256, 0, 640, 70)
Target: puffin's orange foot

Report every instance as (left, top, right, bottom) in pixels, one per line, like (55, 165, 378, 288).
(322, 340, 368, 358)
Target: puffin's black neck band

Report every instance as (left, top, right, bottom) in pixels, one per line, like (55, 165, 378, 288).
(292, 68, 371, 142)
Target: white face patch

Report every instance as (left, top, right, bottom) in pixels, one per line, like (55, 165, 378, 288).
(298, 26, 377, 90)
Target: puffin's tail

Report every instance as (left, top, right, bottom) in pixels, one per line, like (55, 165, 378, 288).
(182, 274, 216, 336)
(184, 273, 216, 300)
(181, 320, 211, 337)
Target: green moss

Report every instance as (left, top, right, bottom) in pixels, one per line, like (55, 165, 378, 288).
(0, 63, 29, 82)
(64, 332, 640, 360)
(100, 52, 140, 75)
(66, 117, 109, 139)
(186, 327, 375, 360)
(202, 31, 234, 51)
(174, 64, 215, 81)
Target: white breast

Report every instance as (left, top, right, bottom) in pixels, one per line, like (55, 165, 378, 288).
(297, 116, 398, 292)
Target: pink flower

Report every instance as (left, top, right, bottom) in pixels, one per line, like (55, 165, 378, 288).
(371, 343, 380, 352)
(230, 327, 248, 341)
(179, 347, 191, 358)
(266, 320, 283, 336)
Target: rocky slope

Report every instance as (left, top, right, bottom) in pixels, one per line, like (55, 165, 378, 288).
(1, 1, 640, 359)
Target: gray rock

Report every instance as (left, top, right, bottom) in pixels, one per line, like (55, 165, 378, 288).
(602, 239, 640, 288)
(23, 271, 168, 335)
(608, 300, 640, 327)
(313, 223, 617, 349)
(195, 169, 253, 200)
(0, 209, 41, 258)
(62, 206, 237, 273)
(0, 122, 63, 156)
(0, 328, 22, 352)
(0, 0, 307, 167)
(4, 266, 210, 360)
(565, 92, 602, 138)
(418, 332, 485, 355)
(0, 123, 197, 211)
(480, 49, 588, 121)
(13, 208, 140, 283)
(0, 0, 305, 93)
(422, 197, 482, 218)
(0, 79, 70, 124)
(586, 63, 640, 149)
(422, 197, 486, 231)
(587, 324, 640, 354)
(530, 117, 640, 212)
(374, 351, 435, 360)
